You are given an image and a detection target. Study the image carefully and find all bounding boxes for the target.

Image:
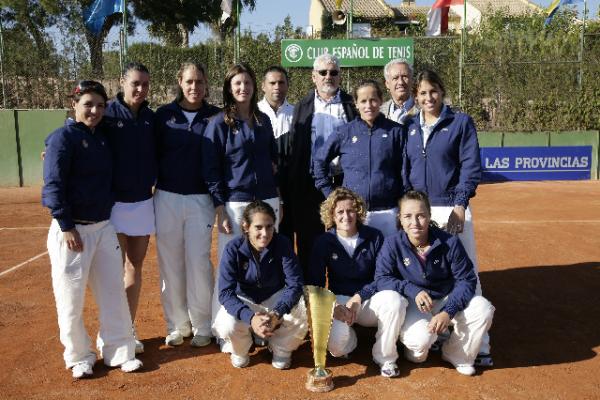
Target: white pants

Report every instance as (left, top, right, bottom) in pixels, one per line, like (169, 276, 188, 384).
(212, 289, 307, 358)
(48, 220, 135, 368)
(216, 197, 281, 260)
(154, 189, 215, 337)
(430, 205, 491, 354)
(211, 197, 280, 335)
(400, 295, 494, 366)
(328, 290, 407, 365)
(365, 207, 398, 238)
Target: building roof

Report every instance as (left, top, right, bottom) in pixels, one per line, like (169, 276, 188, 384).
(318, 0, 395, 19)
(467, 0, 543, 15)
(392, 4, 431, 19)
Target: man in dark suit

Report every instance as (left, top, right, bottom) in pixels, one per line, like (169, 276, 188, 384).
(287, 54, 357, 273)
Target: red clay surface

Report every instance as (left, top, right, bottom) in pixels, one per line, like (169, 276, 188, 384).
(0, 181, 599, 400)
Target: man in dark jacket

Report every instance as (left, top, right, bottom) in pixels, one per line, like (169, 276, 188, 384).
(287, 54, 357, 273)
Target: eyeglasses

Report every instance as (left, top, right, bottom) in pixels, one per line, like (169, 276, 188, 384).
(316, 69, 339, 77)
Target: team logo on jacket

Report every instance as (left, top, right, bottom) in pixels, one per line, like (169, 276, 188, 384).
(403, 257, 411, 266)
(382, 133, 388, 138)
(82, 139, 88, 148)
(117, 120, 124, 128)
(441, 128, 448, 132)
(410, 129, 417, 136)
(433, 259, 440, 264)
(331, 253, 338, 260)
(351, 136, 358, 143)
(242, 261, 249, 270)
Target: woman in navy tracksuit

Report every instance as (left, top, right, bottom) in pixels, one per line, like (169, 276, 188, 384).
(403, 69, 491, 365)
(313, 80, 404, 237)
(103, 62, 156, 354)
(43, 81, 142, 379)
(203, 63, 280, 258)
(203, 64, 280, 342)
(307, 187, 406, 378)
(153, 61, 220, 348)
(212, 201, 307, 370)
(375, 191, 494, 376)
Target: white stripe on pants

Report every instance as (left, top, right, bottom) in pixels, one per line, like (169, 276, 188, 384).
(365, 207, 398, 238)
(328, 290, 407, 365)
(154, 189, 215, 337)
(430, 205, 491, 354)
(212, 289, 307, 358)
(399, 295, 494, 366)
(48, 220, 135, 368)
(211, 197, 280, 336)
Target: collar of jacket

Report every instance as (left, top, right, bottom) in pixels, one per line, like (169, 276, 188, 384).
(398, 225, 448, 255)
(115, 92, 150, 114)
(354, 113, 390, 130)
(239, 234, 278, 261)
(326, 224, 377, 250)
(162, 99, 217, 119)
(65, 118, 96, 134)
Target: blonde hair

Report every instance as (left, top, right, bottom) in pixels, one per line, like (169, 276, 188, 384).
(320, 187, 367, 230)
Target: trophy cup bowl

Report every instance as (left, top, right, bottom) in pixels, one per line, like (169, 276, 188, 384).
(304, 285, 337, 393)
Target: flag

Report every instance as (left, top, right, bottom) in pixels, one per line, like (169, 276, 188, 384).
(426, 0, 464, 36)
(544, 0, 584, 26)
(83, 0, 124, 35)
(221, 0, 233, 24)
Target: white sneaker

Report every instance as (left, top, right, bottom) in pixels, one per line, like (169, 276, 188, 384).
(132, 327, 144, 354)
(231, 353, 250, 368)
(71, 361, 93, 379)
(165, 331, 184, 346)
(271, 354, 292, 370)
(442, 354, 476, 376)
(190, 334, 211, 348)
(379, 361, 400, 378)
(179, 325, 193, 338)
(121, 358, 143, 373)
(217, 338, 233, 353)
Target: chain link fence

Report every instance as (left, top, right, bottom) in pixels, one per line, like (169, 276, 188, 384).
(0, 25, 599, 131)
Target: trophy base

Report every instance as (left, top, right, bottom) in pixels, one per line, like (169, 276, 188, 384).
(305, 369, 334, 392)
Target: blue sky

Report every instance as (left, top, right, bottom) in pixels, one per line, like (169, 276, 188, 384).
(94, 0, 599, 48)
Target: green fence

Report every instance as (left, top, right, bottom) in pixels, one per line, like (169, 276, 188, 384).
(0, 110, 597, 186)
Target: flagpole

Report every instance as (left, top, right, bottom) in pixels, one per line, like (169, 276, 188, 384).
(123, 0, 128, 62)
(0, 16, 7, 109)
(235, 0, 240, 63)
(578, 0, 586, 90)
(458, 0, 466, 108)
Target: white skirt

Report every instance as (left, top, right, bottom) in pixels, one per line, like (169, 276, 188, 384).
(110, 198, 156, 236)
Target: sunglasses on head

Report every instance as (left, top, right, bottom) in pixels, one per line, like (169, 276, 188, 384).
(316, 69, 339, 77)
(73, 80, 104, 95)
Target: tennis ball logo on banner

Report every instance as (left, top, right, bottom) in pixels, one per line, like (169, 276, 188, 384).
(284, 44, 303, 64)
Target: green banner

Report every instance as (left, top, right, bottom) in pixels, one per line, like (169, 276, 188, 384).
(281, 38, 414, 68)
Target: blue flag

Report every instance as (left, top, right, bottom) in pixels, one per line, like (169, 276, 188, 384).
(544, 0, 584, 26)
(83, 0, 124, 35)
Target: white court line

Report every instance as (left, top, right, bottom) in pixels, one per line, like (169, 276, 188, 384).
(478, 220, 600, 224)
(0, 251, 48, 278)
(0, 227, 47, 230)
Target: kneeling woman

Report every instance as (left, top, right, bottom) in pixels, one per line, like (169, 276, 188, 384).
(212, 201, 307, 370)
(42, 81, 142, 379)
(308, 187, 407, 378)
(375, 191, 494, 376)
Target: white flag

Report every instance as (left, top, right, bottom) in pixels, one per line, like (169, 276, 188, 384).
(221, 0, 232, 24)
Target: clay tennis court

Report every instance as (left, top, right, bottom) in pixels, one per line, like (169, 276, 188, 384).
(0, 181, 599, 399)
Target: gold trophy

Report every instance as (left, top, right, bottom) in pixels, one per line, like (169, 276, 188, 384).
(304, 285, 337, 393)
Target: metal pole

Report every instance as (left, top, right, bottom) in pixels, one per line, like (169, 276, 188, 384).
(578, 0, 587, 90)
(458, 0, 466, 107)
(235, 0, 240, 63)
(122, 0, 128, 63)
(346, 0, 353, 93)
(0, 17, 7, 108)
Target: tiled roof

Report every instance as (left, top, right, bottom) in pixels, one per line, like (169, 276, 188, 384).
(457, 0, 542, 15)
(392, 4, 431, 18)
(318, 0, 395, 19)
